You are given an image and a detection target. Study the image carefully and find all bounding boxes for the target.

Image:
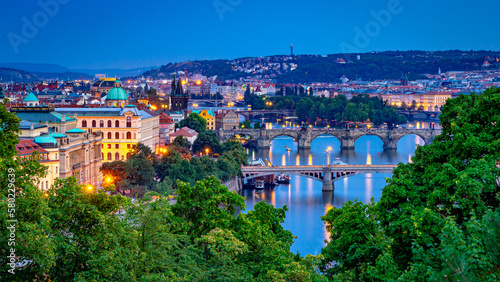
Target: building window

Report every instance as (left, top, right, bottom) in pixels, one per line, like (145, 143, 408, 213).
(102, 153, 104, 160)
(100, 120, 104, 127)
(41, 182, 44, 190)
(108, 120, 112, 127)
(107, 152, 112, 160)
(115, 132, 120, 139)
(126, 132, 132, 139)
(115, 144, 119, 149)
(127, 144, 131, 149)
(107, 144, 111, 149)
(115, 152, 120, 161)
(115, 120, 120, 128)
(126, 116, 131, 128)
(92, 120, 96, 127)
(107, 132, 112, 139)
(127, 152, 131, 159)
(101, 132, 104, 139)
(82, 120, 87, 127)
(56, 167, 58, 174)
(46, 181, 48, 189)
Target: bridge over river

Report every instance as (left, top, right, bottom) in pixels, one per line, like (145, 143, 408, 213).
(241, 164, 397, 191)
(218, 128, 441, 150)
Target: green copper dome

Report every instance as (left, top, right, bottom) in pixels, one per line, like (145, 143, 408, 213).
(106, 87, 128, 100)
(34, 135, 57, 145)
(23, 92, 39, 102)
(66, 128, 86, 133)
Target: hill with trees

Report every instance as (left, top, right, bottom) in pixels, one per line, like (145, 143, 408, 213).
(139, 50, 500, 83)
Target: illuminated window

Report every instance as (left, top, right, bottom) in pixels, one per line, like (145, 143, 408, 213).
(126, 116, 131, 128)
(100, 120, 104, 127)
(126, 132, 131, 139)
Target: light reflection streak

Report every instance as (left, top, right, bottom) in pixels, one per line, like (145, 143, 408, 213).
(365, 173, 373, 201)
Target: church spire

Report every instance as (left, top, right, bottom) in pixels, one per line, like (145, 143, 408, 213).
(177, 77, 183, 95)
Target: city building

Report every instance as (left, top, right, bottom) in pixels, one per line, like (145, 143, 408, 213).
(169, 76, 189, 118)
(54, 106, 160, 162)
(192, 109, 215, 130)
(169, 126, 198, 144)
(16, 139, 59, 191)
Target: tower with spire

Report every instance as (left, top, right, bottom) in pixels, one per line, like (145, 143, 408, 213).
(169, 75, 189, 117)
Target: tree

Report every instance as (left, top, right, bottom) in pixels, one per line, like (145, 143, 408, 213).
(0, 101, 21, 158)
(192, 131, 222, 155)
(253, 122, 261, 129)
(178, 113, 207, 133)
(239, 120, 251, 129)
(411, 100, 417, 110)
(172, 135, 191, 149)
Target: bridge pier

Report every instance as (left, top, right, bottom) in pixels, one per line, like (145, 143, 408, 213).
(256, 138, 270, 149)
(340, 137, 355, 150)
(322, 167, 334, 191)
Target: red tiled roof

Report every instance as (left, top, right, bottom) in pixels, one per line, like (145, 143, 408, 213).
(16, 139, 48, 156)
(170, 127, 198, 138)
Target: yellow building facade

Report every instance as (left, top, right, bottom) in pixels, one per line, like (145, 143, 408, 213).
(55, 106, 159, 162)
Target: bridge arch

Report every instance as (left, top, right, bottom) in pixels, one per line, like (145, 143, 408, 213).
(395, 134, 426, 149)
(352, 134, 385, 150)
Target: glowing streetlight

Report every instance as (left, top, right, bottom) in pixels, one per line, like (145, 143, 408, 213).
(205, 148, 210, 156)
(86, 185, 94, 193)
(326, 147, 332, 165)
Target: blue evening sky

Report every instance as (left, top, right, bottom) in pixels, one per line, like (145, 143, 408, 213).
(1, 0, 498, 69)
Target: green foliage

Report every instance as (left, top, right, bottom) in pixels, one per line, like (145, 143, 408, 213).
(253, 121, 262, 129)
(239, 119, 251, 129)
(178, 112, 207, 133)
(0, 101, 21, 158)
(172, 135, 191, 149)
(191, 130, 221, 154)
(321, 87, 500, 280)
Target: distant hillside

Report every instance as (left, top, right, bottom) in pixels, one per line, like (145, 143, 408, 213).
(0, 67, 93, 83)
(139, 50, 500, 83)
(0, 63, 69, 73)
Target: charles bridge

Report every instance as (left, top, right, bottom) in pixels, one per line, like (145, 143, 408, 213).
(217, 127, 442, 150)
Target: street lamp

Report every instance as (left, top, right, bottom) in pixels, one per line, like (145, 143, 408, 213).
(86, 184, 94, 193)
(205, 148, 210, 156)
(326, 147, 332, 165)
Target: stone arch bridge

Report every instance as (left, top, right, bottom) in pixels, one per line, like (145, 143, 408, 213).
(218, 128, 441, 150)
(242, 164, 397, 191)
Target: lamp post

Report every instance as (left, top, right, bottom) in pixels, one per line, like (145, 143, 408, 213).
(326, 147, 332, 166)
(205, 148, 210, 157)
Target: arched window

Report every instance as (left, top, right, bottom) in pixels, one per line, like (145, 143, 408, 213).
(115, 120, 120, 128)
(107, 152, 112, 160)
(126, 152, 131, 159)
(82, 120, 87, 127)
(115, 132, 120, 139)
(115, 152, 120, 161)
(100, 120, 104, 127)
(126, 132, 132, 139)
(92, 120, 96, 127)
(107, 132, 112, 139)
(101, 132, 104, 139)
(107, 120, 112, 127)
(126, 116, 131, 128)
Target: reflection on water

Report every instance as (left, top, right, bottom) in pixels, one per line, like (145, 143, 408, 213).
(240, 133, 426, 255)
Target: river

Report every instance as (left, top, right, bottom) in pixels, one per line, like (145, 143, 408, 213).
(239, 120, 436, 255)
